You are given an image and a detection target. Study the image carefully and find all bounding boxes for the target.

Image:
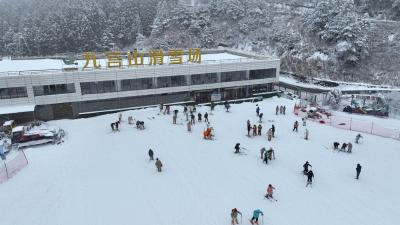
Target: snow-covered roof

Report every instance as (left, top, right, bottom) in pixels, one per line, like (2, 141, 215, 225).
(12, 126, 24, 132)
(0, 52, 262, 74)
(3, 120, 14, 126)
(0, 105, 35, 115)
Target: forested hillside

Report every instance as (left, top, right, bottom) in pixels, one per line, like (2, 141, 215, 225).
(0, 0, 399, 85)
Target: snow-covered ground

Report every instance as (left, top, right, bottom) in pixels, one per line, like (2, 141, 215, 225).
(1, 97, 399, 225)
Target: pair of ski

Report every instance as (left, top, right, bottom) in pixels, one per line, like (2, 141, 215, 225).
(265, 195, 278, 202)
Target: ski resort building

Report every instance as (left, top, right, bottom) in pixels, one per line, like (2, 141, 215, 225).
(0, 49, 280, 122)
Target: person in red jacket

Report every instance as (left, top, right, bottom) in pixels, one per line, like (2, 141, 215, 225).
(265, 184, 275, 199)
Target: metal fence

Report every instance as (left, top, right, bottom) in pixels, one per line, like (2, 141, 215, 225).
(294, 105, 400, 141)
(0, 151, 29, 183)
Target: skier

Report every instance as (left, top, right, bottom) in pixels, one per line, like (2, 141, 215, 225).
(155, 158, 163, 172)
(253, 124, 257, 136)
(340, 143, 348, 151)
(190, 113, 195, 124)
(173, 114, 177, 124)
(258, 124, 262, 136)
(259, 113, 263, 123)
(265, 184, 275, 199)
(305, 128, 309, 140)
(115, 121, 120, 131)
(111, 122, 115, 131)
(256, 105, 260, 116)
(267, 129, 272, 141)
(231, 208, 242, 225)
(303, 161, 312, 174)
(148, 149, 154, 160)
(234, 143, 241, 154)
(306, 170, 314, 187)
(293, 121, 299, 132)
(283, 105, 286, 115)
(263, 150, 269, 164)
(247, 120, 251, 136)
(355, 134, 363, 144)
(260, 147, 266, 159)
(276, 105, 279, 115)
(347, 142, 353, 153)
(159, 103, 164, 113)
(271, 124, 275, 137)
(204, 112, 209, 122)
(187, 121, 192, 132)
(333, 142, 340, 150)
(250, 209, 264, 225)
(356, 163, 362, 179)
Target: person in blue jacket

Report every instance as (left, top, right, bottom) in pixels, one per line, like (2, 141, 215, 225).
(250, 209, 264, 225)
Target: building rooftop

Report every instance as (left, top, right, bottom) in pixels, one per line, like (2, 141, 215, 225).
(0, 49, 275, 75)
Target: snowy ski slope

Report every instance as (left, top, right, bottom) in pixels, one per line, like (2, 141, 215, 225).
(0, 97, 399, 225)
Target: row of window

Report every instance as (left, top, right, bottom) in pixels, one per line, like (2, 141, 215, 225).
(33, 84, 76, 96)
(0, 87, 28, 99)
(0, 69, 277, 98)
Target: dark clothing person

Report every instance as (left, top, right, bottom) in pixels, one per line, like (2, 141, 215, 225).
(256, 106, 260, 116)
(204, 112, 209, 122)
(258, 124, 262, 136)
(252, 125, 257, 136)
(356, 164, 362, 179)
(111, 123, 115, 131)
(307, 170, 314, 185)
(271, 125, 275, 137)
(234, 143, 241, 154)
(155, 158, 163, 172)
(303, 161, 311, 174)
(115, 121, 120, 131)
(247, 124, 251, 136)
(341, 143, 348, 151)
(333, 142, 340, 149)
(148, 149, 154, 160)
(190, 114, 195, 124)
(198, 113, 202, 122)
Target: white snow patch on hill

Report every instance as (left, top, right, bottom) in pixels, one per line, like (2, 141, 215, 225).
(0, 97, 399, 225)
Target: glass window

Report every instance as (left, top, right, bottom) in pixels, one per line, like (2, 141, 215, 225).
(249, 69, 277, 80)
(157, 75, 187, 88)
(33, 84, 75, 96)
(221, 71, 247, 82)
(80, 81, 116, 95)
(120, 78, 154, 91)
(191, 73, 218, 85)
(0, 87, 28, 99)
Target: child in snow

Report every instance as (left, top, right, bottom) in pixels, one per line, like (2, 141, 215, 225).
(293, 121, 299, 132)
(187, 121, 192, 132)
(271, 124, 275, 137)
(231, 208, 242, 225)
(259, 113, 263, 123)
(204, 112, 209, 122)
(128, 116, 133, 125)
(306, 170, 314, 187)
(148, 149, 154, 160)
(253, 125, 257, 136)
(247, 120, 251, 136)
(347, 142, 353, 153)
(258, 124, 262, 136)
(256, 105, 260, 116)
(265, 184, 275, 199)
(304, 129, 309, 140)
(283, 105, 286, 114)
(267, 129, 272, 141)
(303, 161, 311, 174)
(356, 164, 362, 179)
(155, 158, 163, 172)
(250, 209, 263, 225)
(340, 143, 348, 151)
(198, 113, 202, 122)
(260, 147, 266, 159)
(333, 142, 340, 150)
(263, 151, 269, 164)
(355, 134, 363, 144)
(234, 143, 241, 154)
(279, 105, 283, 114)
(276, 105, 279, 115)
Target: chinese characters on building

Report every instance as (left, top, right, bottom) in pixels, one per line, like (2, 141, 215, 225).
(82, 48, 201, 70)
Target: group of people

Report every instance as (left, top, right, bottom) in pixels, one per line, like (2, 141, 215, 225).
(276, 105, 286, 115)
(230, 208, 265, 225)
(148, 149, 163, 172)
(333, 141, 353, 153)
(260, 147, 275, 164)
